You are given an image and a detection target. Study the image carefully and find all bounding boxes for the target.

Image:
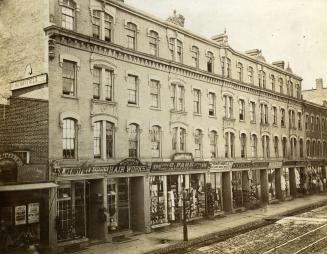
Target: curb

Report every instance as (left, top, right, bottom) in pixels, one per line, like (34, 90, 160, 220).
(145, 198, 327, 254)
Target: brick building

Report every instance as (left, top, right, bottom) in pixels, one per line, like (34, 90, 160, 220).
(302, 78, 327, 106)
(0, 0, 327, 253)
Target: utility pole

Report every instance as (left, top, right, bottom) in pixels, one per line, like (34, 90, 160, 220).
(182, 189, 188, 241)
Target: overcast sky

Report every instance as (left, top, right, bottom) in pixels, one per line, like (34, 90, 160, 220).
(126, 0, 327, 90)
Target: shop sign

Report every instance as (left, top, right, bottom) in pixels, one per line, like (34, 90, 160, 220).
(10, 73, 48, 91)
(28, 203, 40, 224)
(210, 161, 232, 171)
(268, 161, 283, 168)
(172, 153, 193, 161)
(232, 162, 252, 169)
(15, 205, 26, 225)
(0, 152, 24, 184)
(0, 152, 24, 167)
(17, 164, 47, 183)
(252, 162, 269, 169)
(309, 160, 325, 166)
(151, 161, 209, 172)
(108, 158, 148, 174)
(283, 160, 307, 167)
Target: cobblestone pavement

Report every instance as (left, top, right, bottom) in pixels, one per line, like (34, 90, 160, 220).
(189, 205, 327, 254)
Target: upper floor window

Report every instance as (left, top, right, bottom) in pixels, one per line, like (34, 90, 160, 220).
(322, 118, 325, 132)
(62, 118, 77, 159)
(194, 129, 202, 158)
(260, 104, 268, 125)
(172, 127, 186, 152)
(306, 140, 311, 157)
(207, 51, 214, 73)
(289, 81, 294, 97)
(237, 62, 243, 81)
(274, 136, 279, 158)
(150, 80, 160, 108)
(240, 133, 247, 158)
(272, 106, 277, 125)
(151, 125, 161, 158)
(282, 137, 287, 158)
(149, 30, 159, 56)
(126, 22, 137, 50)
(171, 84, 185, 112)
(209, 130, 218, 158)
(296, 84, 301, 99)
(208, 92, 216, 116)
(289, 110, 295, 129)
(223, 95, 233, 119)
(251, 134, 257, 157)
(271, 75, 275, 92)
(250, 101, 256, 123)
(169, 38, 183, 63)
(62, 60, 77, 96)
(299, 139, 304, 158)
(310, 116, 314, 131)
(298, 112, 302, 130)
(239, 99, 245, 121)
(281, 108, 286, 127)
(312, 140, 316, 157)
(127, 75, 138, 105)
(193, 89, 201, 114)
(61, 0, 76, 30)
(226, 58, 231, 78)
(323, 142, 327, 157)
(128, 123, 139, 157)
(248, 66, 254, 84)
(290, 138, 297, 158)
(262, 135, 270, 158)
(224, 132, 235, 158)
(259, 70, 266, 88)
(93, 67, 114, 101)
(92, 10, 113, 42)
(316, 116, 320, 131)
(191, 46, 199, 68)
(279, 78, 284, 94)
(93, 121, 114, 159)
(305, 115, 309, 130)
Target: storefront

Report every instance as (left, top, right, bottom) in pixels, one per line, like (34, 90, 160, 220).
(306, 160, 326, 194)
(283, 160, 307, 197)
(268, 161, 282, 203)
(0, 152, 55, 253)
(150, 154, 209, 227)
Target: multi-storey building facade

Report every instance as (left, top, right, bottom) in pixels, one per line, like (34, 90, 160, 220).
(0, 0, 326, 253)
(303, 78, 327, 105)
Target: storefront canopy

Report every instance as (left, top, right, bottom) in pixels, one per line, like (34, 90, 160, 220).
(0, 182, 58, 192)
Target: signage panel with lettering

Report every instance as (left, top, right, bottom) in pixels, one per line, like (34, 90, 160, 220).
(15, 205, 26, 225)
(10, 73, 48, 91)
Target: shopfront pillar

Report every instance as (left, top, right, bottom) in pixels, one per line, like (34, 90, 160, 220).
(222, 171, 232, 213)
(289, 168, 297, 198)
(275, 168, 282, 200)
(48, 187, 57, 254)
(260, 169, 269, 204)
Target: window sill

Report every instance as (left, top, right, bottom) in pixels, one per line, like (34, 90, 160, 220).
(250, 121, 256, 124)
(92, 99, 117, 106)
(223, 117, 235, 122)
(239, 119, 245, 123)
(272, 123, 278, 127)
(150, 106, 161, 111)
(127, 103, 140, 108)
(61, 94, 78, 100)
(170, 110, 187, 115)
(208, 115, 217, 119)
(193, 112, 202, 117)
(281, 125, 286, 128)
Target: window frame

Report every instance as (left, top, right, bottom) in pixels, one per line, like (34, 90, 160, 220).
(127, 74, 138, 105)
(62, 60, 77, 97)
(148, 30, 159, 56)
(62, 118, 77, 159)
(126, 22, 137, 50)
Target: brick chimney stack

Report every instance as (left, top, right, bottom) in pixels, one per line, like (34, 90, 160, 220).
(316, 78, 323, 90)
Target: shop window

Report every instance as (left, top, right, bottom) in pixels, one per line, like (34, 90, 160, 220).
(209, 173, 222, 214)
(223, 95, 233, 119)
(282, 137, 287, 158)
(268, 169, 276, 200)
(248, 66, 254, 84)
(193, 89, 201, 114)
(207, 51, 214, 73)
(194, 129, 202, 158)
(250, 101, 256, 123)
(260, 104, 268, 125)
(150, 176, 166, 226)
(272, 106, 277, 125)
(92, 11, 113, 42)
(274, 136, 279, 158)
(149, 30, 159, 56)
(126, 22, 137, 50)
(127, 75, 138, 105)
(251, 134, 257, 158)
(171, 83, 185, 112)
(262, 135, 270, 158)
(239, 99, 245, 121)
(232, 171, 245, 209)
(128, 123, 139, 157)
(240, 133, 246, 158)
(150, 80, 160, 108)
(62, 60, 77, 96)
(208, 92, 216, 116)
(281, 168, 291, 198)
(151, 125, 161, 158)
(61, 0, 76, 30)
(93, 121, 114, 159)
(191, 46, 199, 68)
(209, 130, 218, 158)
(281, 108, 286, 127)
(93, 67, 114, 101)
(62, 118, 77, 159)
(237, 62, 243, 81)
(224, 132, 235, 158)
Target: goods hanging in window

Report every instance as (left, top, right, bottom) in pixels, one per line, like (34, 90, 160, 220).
(268, 169, 277, 201)
(232, 171, 244, 209)
(150, 176, 167, 226)
(281, 168, 291, 199)
(209, 173, 222, 215)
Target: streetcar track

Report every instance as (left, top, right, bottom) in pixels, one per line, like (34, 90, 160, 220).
(294, 234, 327, 253)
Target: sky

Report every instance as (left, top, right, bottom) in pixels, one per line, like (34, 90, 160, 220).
(126, 0, 327, 90)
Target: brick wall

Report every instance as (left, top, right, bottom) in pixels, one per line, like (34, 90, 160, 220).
(0, 97, 49, 164)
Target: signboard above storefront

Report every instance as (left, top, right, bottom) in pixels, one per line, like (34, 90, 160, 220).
(268, 161, 283, 169)
(17, 164, 47, 183)
(172, 153, 193, 161)
(10, 73, 48, 91)
(232, 162, 252, 169)
(151, 161, 209, 172)
(210, 161, 233, 171)
(282, 160, 307, 167)
(0, 152, 24, 185)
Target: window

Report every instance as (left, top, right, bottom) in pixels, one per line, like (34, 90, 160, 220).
(289, 110, 295, 129)
(260, 104, 268, 125)
(272, 106, 277, 125)
(191, 46, 199, 68)
(172, 127, 186, 152)
(259, 71, 266, 88)
(209, 131, 217, 158)
(226, 58, 231, 78)
(316, 116, 320, 131)
(323, 142, 327, 157)
(169, 38, 183, 63)
(240, 133, 247, 158)
(251, 134, 257, 157)
(93, 67, 101, 99)
(250, 101, 256, 123)
(317, 141, 321, 157)
(305, 115, 309, 130)
(310, 116, 314, 131)
(194, 129, 202, 158)
(149, 30, 159, 56)
(281, 108, 286, 127)
(62, 118, 77, 159)
(93, 121, 114, 159)
(223, 95, 233, 119)
(306, 140, 310, 157)
(126, 22, 137, 50)
(224, 132, 235, 158)
(296, 84, 301, 99)
(193, 89, 201, 114)
(274, 136, 279, 158)
(239, 99, 245, 121)
(93, 67, 114, 101)
(62, 60, 76, 96)
(207, 51, 214, 73)
(177, 40, 183, 63)
(299, 139, 304, 158)
(151, 125, 161, 158)
(271, 75, 275, 91)
(171, 84, 185, 112)
(312, 140, 316, 157)
(262, 135, 270, 158)
(61, 0, 76, 30)
(127, 75, 138, 105)
(298, 112, 302, 130)
(282, 137, 287, 158)
(289, 81, 293, 97)
(92, 11, 113, 42)
(248, 66, 254, 84)
(208, 92, 216, 116)
(237, 62, 243, 81)
(322, 118, 325, 132)
(279, 78, 284, 94)
(128, 123, 139, 157)
(290, 138, 297, 158)
(150, 80, 160, 108)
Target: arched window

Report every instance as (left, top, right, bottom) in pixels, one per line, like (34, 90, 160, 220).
(306, 140, 311, 157)
(248, 66, 254, 84)
(128, 123, 139, 157)
(225, 132, 235, 158)
(324, 141, 327, 157)
(172, 127, 186, 152)
(92, 11, 113, 42)
(93, 121, 114, 159)
(271, 74, 275, 91)
(62, 118, 77, 159)
(237, 62, 243, 81)
(61, 0, 76, 30)
(194, 129, 202, 158)
(149, 30, 159, 56)
(207, 51, 214, 73)
(191, 46, 199, 68)
(296, 84, 301, 99)
(312, 140, 316, 157)
(290, 137, 297, 158)
(282, 137, 287, 158)
(262, 135, 270, 158)
(274, 136, 279, 158)
(299, 139, 304, 158)
(289, 81, 293, 97)
(240, 133, 247, 158)
(126, 22, 137, 50)
(209, 130, 218, 158)
(259, 70, 266, 88)
(151, 125, 161, 158)
(251, 134, 257, 158)
(279, 78, 284, 94)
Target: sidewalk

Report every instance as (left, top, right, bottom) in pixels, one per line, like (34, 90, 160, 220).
(81, 194, 327, 254)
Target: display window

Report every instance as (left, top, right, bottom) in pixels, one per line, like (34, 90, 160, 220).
(249, 169, 260, 202)
(189, 174, 206, 218)
(268, 169, 277, 201)
(56, 181, 90, 242)
(167, 175, 184, 223)
(209, 173, 222, 214)
(281, 168, 291, 199)
(296, 168, 306, 195)
(232, 171, 245, 209)
(149, 176, 167, 226)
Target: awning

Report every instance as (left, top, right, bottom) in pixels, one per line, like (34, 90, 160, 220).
(0, 183, 58, 192)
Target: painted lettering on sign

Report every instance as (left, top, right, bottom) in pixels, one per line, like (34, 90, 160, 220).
(10, 73, 47, 91)
(18, 164, 47, 183)
(0, 153, 24, 167)
(151, 161, 209, 172)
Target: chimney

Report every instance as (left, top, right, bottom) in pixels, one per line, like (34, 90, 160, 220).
(316, 78, 323, 90)
(272, 61, 285, 69)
